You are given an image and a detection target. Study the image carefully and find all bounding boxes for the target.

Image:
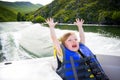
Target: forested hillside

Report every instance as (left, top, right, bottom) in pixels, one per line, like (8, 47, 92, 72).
(0, 5, 16, 21)
(0, 1, 42, 21)
(0, 1, 42, 13)
(29, 0, 120, 25)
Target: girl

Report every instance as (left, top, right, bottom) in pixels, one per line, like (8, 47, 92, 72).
(45, 18, 109, 80)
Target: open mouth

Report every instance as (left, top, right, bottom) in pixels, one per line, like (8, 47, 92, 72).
(72, 44, 77, 48)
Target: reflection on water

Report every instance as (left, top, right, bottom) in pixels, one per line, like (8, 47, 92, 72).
(54, 24, 120, 38)
(0, 22, 120, 62)
(97, 26, 120, 38)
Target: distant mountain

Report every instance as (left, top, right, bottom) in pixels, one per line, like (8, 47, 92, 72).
(0, 5, 16, 21)
(32, 0, 120, 25)
(0, 1, 43, 13)
(0, 1, 43, 21)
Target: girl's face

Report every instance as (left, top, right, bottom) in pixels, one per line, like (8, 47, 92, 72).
(64, 34, 79, 51)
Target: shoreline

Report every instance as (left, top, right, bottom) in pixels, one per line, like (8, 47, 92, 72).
(42, 23, 120, 27)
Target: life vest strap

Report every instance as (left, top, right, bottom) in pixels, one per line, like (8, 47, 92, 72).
(63, 65, 90, 75)
(65, 73, 96, 80)
(64, 57, 91, 64)
(70, 56, 78, 80)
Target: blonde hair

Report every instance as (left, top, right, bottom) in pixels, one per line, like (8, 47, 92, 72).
(60, 32, 75, 45)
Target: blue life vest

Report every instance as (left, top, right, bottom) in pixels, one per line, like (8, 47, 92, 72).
(56, 43, 109, 80)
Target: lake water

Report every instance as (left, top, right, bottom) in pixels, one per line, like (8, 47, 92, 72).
(0, 22, 120, 62)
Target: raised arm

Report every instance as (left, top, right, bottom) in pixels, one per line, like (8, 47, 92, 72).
(74, 18, 85, 44)
(45, 18, 62, 56)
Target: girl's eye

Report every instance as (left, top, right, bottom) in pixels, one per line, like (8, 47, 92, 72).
(75, 39, 77, 41)
(68, 39, 72, 41)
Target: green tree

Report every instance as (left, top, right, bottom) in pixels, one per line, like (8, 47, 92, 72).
(33, 16, 45, 23)
(112, 11, 120, 24)
(17, 12, 22, 21)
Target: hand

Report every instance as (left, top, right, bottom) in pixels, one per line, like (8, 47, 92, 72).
(45, 18, 58, 28)
(74, 18, 84, 27)
(74, 18, 85, 44)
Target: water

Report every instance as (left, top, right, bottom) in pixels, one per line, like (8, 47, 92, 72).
(0, 22, 120, 62)
(55, 24, 120, 38)
(0, 22, 120, 80)
(0, 22, 53, 62)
